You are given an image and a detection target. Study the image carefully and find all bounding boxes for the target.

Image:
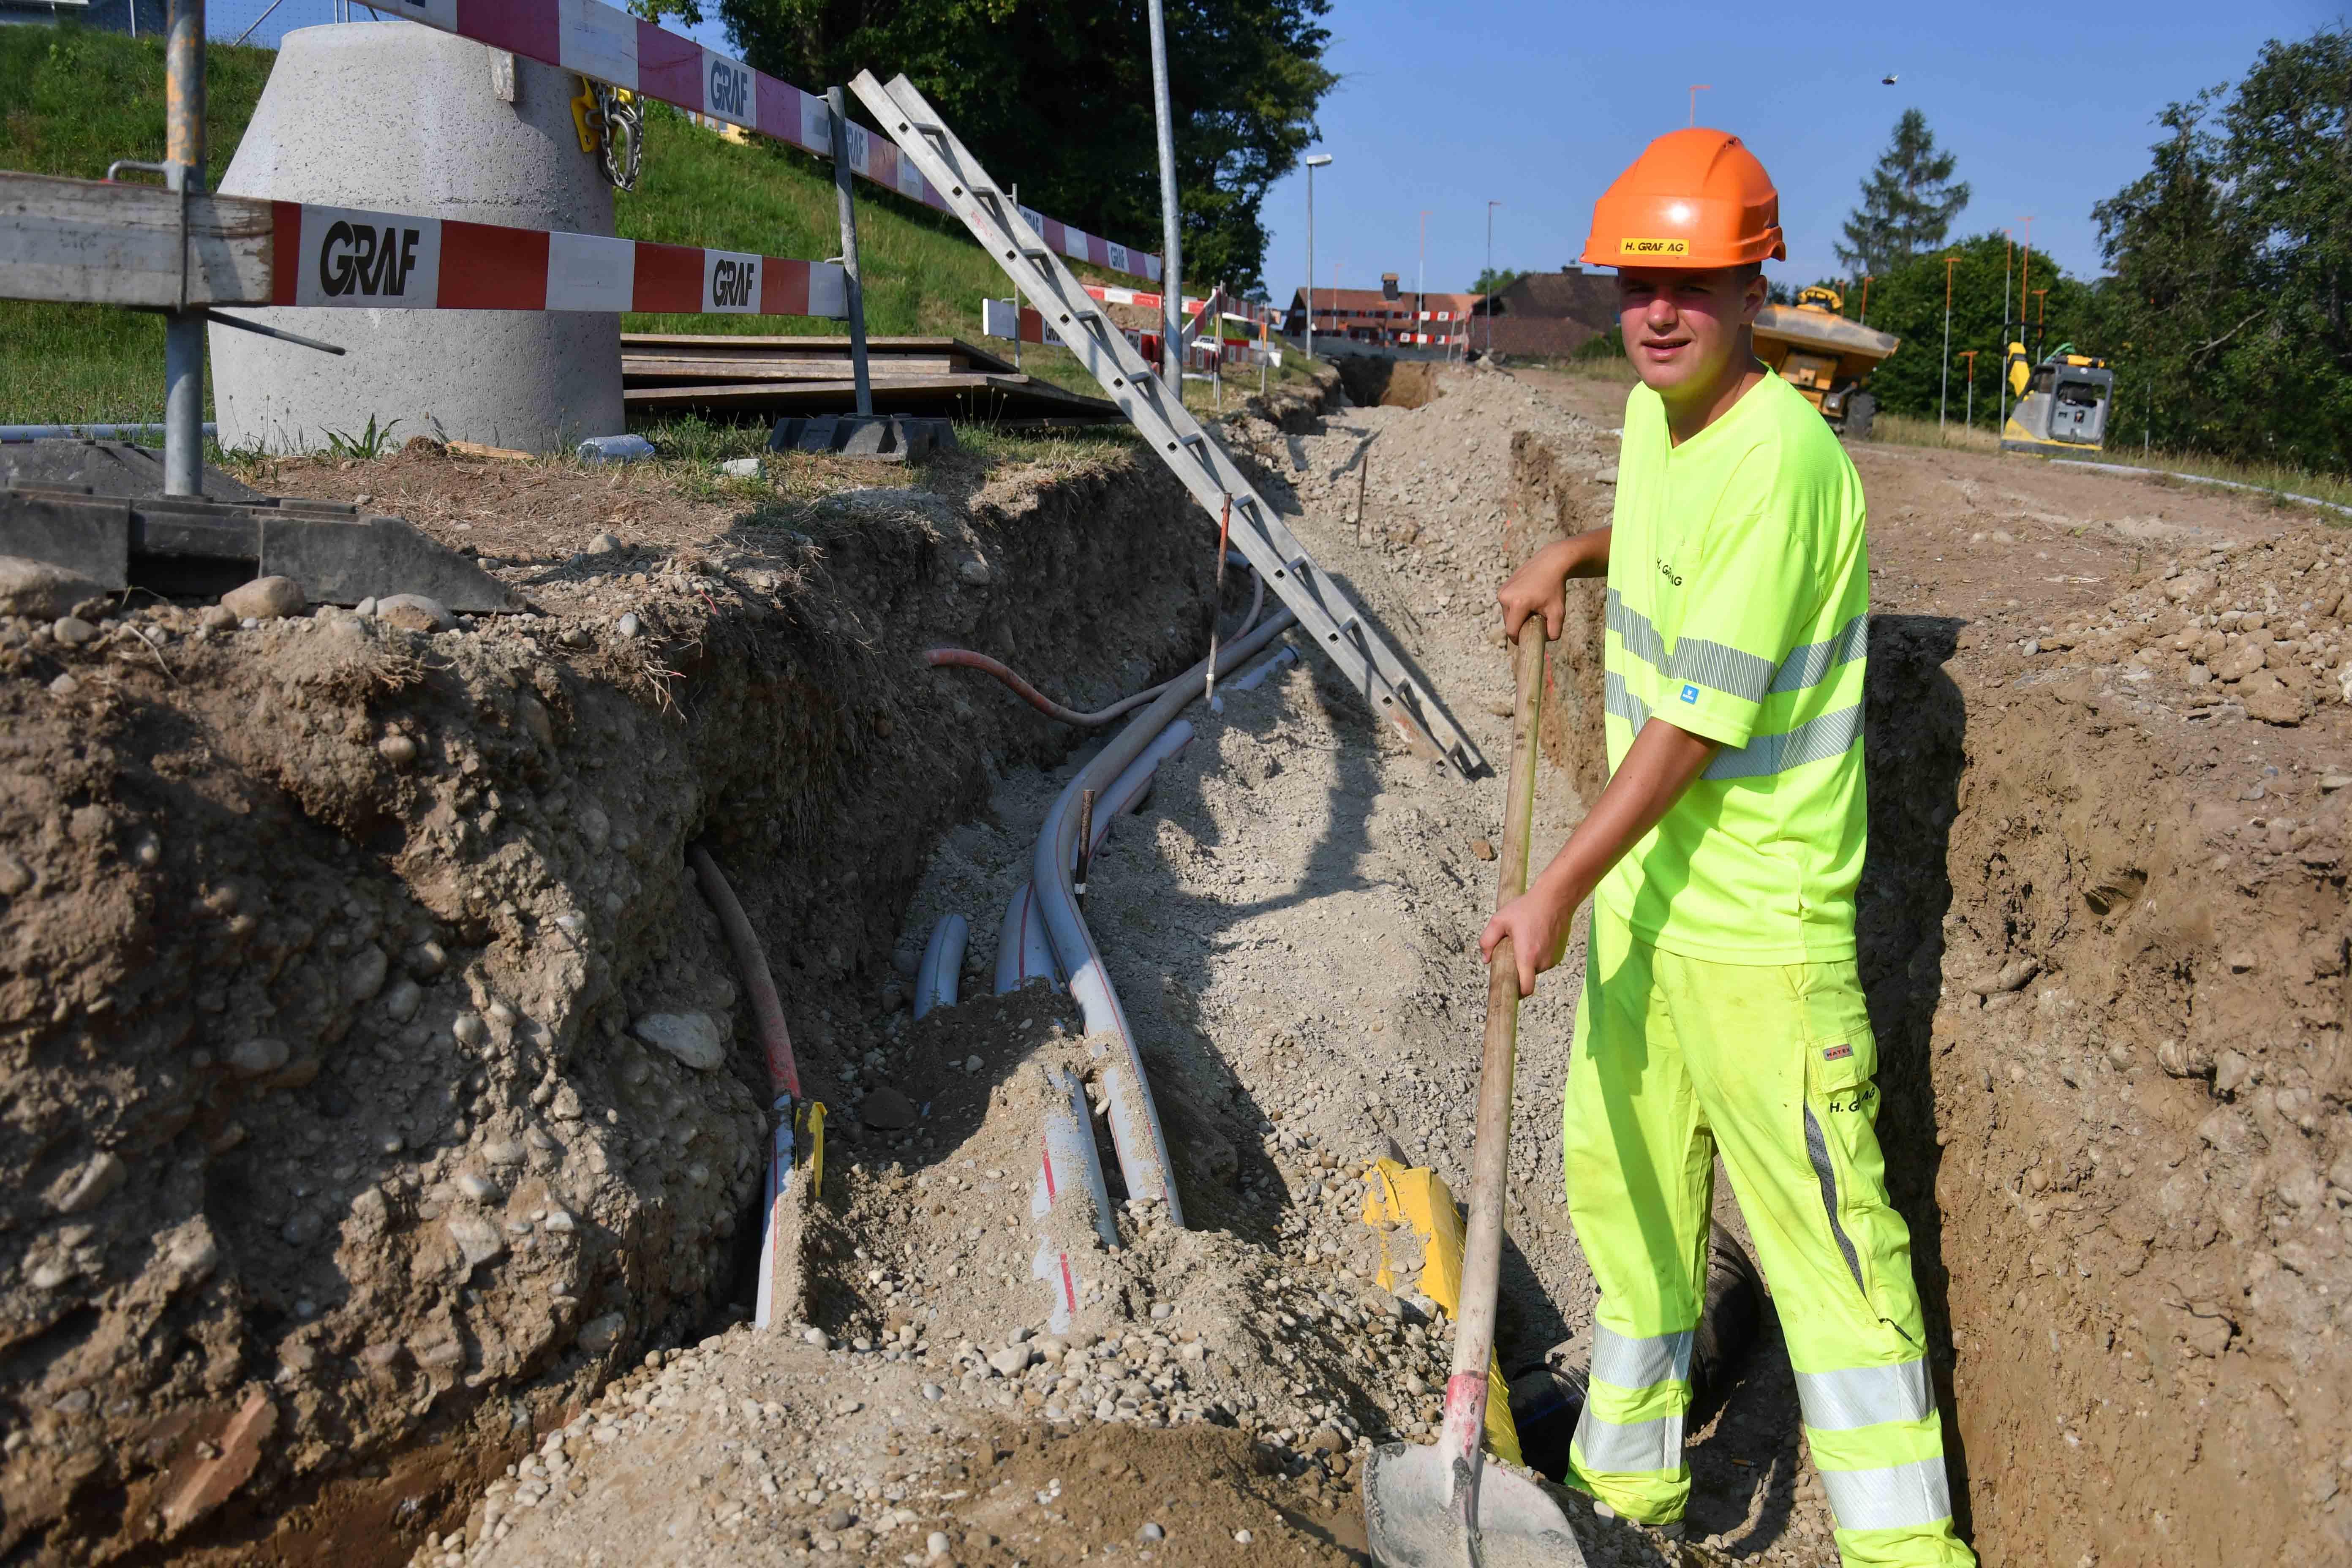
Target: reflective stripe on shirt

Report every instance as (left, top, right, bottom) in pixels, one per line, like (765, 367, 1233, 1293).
(1606, 589, 1866, 702)
(1603, 670, 1860, 781)
(1768, 614, 1870, 694)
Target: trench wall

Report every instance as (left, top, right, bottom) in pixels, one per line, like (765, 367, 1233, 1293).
(0, 447, 1228, 1563)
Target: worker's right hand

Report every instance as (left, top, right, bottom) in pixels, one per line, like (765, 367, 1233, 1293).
(1495, 538, 1580, 641)
(1479, 878, 1578, 1000)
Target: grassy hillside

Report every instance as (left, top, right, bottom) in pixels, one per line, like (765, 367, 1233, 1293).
(0, 27, 277, 425)
(0, 27, 1298, 431)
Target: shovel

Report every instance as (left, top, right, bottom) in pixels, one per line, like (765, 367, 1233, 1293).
(1363, 618, 1583, 1568)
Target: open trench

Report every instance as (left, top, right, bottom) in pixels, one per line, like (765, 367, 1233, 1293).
(6, 362, 2351, 1567)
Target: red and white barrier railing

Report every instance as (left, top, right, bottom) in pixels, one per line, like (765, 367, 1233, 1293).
(356, 0, 1162, 283)
(0, 172, 844, 318)
(268, 199, 845, 315)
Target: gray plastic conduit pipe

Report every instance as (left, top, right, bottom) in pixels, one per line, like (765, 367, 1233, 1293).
(1032, 608, 1296, 1225)
(912, 913, 968, 1021)
(1228, 644, 1298, 693)
(993, 719, 1200, 994)
(995, 883, 1057, 993)
(995, 896, 1118, 1333)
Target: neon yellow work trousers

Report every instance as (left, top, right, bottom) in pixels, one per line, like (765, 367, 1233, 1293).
(1560, 908, 1975, 1568)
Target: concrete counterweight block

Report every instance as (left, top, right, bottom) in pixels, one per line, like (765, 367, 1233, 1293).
(210, 22, 623, 455)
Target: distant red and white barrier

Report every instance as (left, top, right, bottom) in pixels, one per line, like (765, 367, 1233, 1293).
(356, 0, 1162, 283)
(269, 199, 845, 315)
(983, 295, 1271, 370)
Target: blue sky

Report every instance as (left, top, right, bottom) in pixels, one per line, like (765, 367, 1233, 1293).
(229, 0, 2332, 303)
(1256, 0, 2336, 301)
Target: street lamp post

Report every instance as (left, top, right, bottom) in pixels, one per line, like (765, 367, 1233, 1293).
(1304, 153, 1331, 363)
(1145, 0, 1184, 392)
(1940, 254, 1960, 430)
(1484, 199, 1500, 359)
(1418, 208, 1430, 349)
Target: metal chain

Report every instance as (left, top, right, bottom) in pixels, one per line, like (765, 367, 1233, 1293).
(591, 82, 643, 192)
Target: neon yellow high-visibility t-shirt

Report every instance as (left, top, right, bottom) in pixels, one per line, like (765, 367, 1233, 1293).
(1595, 368, 1870, 964)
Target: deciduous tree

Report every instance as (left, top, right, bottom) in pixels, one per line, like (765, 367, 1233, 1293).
(663, 0, 1335, 291)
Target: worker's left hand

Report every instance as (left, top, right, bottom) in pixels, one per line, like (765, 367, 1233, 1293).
(1479, 879, 1578, 999)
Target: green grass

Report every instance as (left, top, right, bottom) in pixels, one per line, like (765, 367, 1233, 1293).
(0, 32, 1263, 435)
(0, 26, 278, 427)
(1869, 411, 2001, 452)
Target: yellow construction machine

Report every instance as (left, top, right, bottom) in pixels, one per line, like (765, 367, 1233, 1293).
(1752, 286, 1900, 438)
(2000, 341, 2115, 455)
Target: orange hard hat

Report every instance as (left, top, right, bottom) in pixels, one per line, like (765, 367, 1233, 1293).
(1581, 128, 1786, 270)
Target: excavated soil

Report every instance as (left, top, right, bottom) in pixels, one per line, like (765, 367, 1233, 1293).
(11, 358, 2352, 1568)
(0, 432, 1250, 1564)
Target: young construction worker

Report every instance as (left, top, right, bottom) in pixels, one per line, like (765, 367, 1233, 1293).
(1484, 128, 1975, 1568)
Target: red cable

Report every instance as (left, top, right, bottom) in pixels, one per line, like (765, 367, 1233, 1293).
(924, 566, 1266, 727)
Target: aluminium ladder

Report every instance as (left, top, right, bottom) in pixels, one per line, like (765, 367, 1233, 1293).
(850, 71, 1487, 776)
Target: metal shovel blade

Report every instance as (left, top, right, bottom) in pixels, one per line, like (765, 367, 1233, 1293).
(1362, 1442, 1585, 1568)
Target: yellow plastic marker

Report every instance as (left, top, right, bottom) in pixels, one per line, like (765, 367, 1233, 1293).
(1361, 1157, 1523, 1465)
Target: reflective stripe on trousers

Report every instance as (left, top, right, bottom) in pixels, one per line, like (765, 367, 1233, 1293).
(1572, 1403, 1683, 1474)
(1573, 1323, 1693, 1475)
(1796, 1358, 1934, 1431)
(1821, 1456, 1956, 1532)
(1798, 1359, 1955, 1532)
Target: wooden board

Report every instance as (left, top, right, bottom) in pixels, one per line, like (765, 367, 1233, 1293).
(0, 172, 272, 308)
(623, 372, 1117, 419)
(617, 332, 1020, 376)
(622, 354, 972, 381)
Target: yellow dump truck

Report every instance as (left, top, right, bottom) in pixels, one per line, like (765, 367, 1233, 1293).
(1752, 286, 1900, 438)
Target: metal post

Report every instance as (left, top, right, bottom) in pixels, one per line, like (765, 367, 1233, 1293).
(1145, 0, 1184, 394)
(1302, 154, 1330, 364)
(163, 0, 205, 496)
(1940, 255, 1958, 430)
(1999, 233, 2013, 441)
(1484, 200, 1500, 359)
(824, 86, 873, 419)
(1010, 182, 1021, 372)
(2016, 216, 2034, 364)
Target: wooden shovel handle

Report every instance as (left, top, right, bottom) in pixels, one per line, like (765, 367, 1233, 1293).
(1443, 618, 1548, 1433)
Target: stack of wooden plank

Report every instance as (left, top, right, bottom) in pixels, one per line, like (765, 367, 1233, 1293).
(620, 335, 1121, 424)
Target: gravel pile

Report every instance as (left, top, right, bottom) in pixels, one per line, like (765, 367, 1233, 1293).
(2004, 528, 2352, 727)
